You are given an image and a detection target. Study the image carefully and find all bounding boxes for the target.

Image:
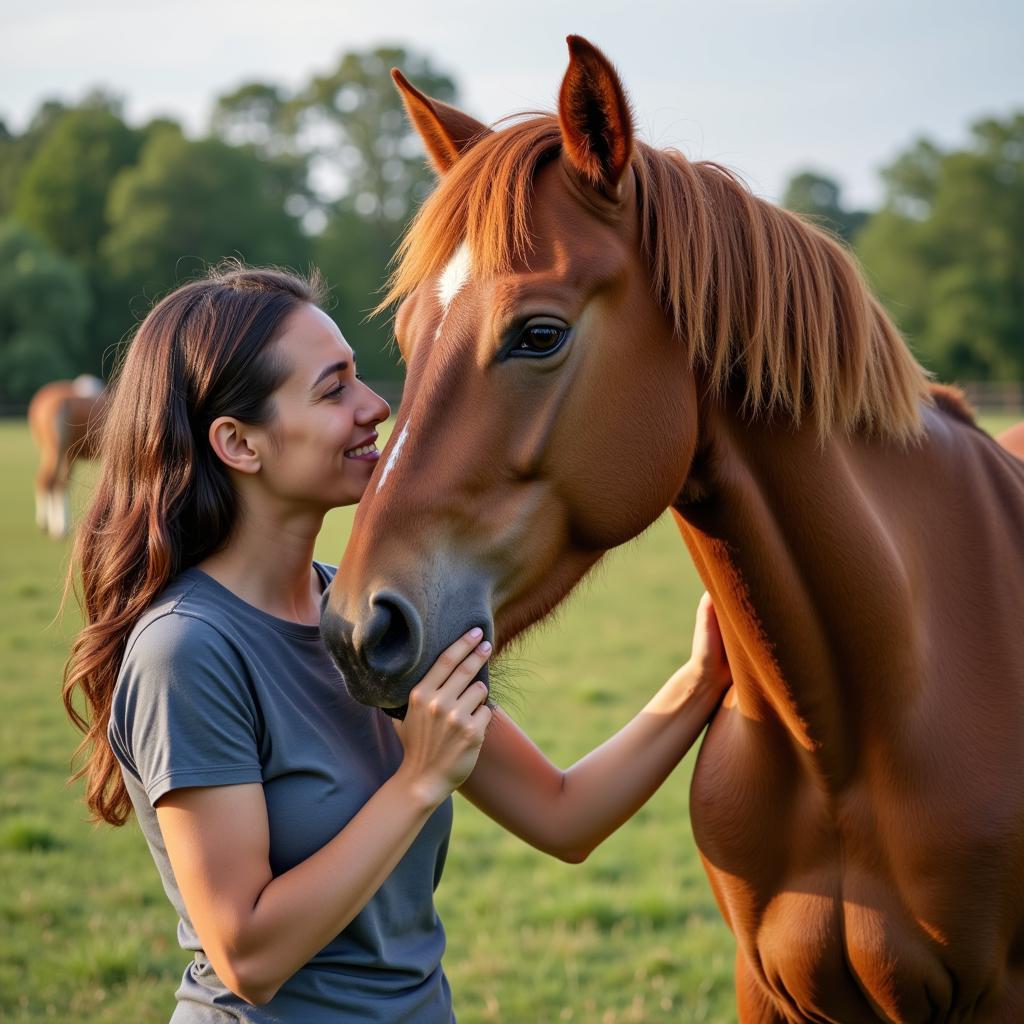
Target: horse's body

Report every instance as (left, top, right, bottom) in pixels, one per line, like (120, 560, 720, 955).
(27, 376, 106, 538)
(322, 39, 1024, 1022)
(679, 392, 1024, 1021)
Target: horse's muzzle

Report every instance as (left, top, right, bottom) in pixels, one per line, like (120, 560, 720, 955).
(320, 569, 493, 715)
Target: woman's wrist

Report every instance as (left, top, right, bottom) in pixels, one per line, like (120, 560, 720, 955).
(648, 659, 726, 716)
(392, 761, 453, 813)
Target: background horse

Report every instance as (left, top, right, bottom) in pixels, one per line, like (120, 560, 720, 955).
(322, 38, 1024, 1023)
(27, 376, 106, 539)
(998, 420, 1024, 462)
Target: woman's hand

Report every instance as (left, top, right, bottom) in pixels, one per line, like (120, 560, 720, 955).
(394, 629, 493, 807)
(654, 592, 732, 714)
(683, 591, 733, 701)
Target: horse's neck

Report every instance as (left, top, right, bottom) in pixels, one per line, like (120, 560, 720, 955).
(672, 402, 931, 790)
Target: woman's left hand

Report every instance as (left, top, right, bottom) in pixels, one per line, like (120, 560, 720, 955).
(673, 592, 733, 706)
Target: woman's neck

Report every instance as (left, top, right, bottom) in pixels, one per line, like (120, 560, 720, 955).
(198, 500, 327, 626)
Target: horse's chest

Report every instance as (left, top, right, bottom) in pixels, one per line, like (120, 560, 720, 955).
(690, 710, 1003, 1022)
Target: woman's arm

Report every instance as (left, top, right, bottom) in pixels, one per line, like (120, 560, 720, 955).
(155, 630, 493, 1006)
(459, 593, 730, 863)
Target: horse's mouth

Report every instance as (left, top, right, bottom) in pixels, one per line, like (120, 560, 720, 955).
(373, 658, 492, 721)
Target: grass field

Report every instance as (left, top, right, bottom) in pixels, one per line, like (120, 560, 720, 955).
(2, 412, 1020, 1023)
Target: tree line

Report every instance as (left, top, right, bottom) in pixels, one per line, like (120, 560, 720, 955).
(784, 114, 1024, 384)
(0, 47, 1020, 404)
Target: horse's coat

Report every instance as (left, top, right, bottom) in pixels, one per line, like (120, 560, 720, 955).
(323, 37, 1024, 1023)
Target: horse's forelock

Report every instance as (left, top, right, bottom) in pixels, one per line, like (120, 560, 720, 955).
(381, 116, 563, 314)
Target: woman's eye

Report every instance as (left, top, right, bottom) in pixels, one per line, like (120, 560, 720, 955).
(510, 324, 569, 358)
(326, 384, 346, 399)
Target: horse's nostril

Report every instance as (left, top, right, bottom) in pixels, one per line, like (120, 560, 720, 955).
(362, 590, 423, 679)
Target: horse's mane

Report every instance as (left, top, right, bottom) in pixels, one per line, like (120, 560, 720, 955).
(384, 116, 932, 442)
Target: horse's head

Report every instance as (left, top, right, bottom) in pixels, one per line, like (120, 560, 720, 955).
(322, 38, 701, 712)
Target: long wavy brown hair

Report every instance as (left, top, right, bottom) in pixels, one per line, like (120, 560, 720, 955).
(63, 263, 324, 825)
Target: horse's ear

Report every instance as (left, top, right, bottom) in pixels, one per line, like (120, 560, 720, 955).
(392, 69, 491, 173)
(558, 35, 634, 199)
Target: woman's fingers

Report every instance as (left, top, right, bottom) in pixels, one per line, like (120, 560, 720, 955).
(417, 628, 488, 693)
(455, 679, 489, 712)
(692, 592, 732, 686)
(443, 644, 491, 697)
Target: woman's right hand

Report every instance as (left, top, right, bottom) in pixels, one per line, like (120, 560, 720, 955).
(394, 628, 493, 807)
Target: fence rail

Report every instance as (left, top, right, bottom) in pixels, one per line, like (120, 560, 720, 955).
(959, 381, 1024, 415)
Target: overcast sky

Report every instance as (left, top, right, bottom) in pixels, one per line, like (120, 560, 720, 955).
(2, 0, 1021, 208)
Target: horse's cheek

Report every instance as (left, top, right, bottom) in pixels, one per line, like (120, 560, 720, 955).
(556, 361, 696, 549)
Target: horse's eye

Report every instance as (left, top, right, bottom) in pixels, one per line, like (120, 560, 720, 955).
(510, 324, 569, 358)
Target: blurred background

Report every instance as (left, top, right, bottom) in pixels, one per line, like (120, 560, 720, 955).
(1, 3, 1021, 1022)
(2, 0, 1023, 408)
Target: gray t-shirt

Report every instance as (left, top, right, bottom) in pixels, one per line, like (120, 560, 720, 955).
(108, 564, 455, 1023)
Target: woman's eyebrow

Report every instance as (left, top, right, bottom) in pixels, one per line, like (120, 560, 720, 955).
(311, 360, 349, 390)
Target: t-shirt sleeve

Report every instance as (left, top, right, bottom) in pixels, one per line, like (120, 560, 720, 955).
(109, 612, 263, 806)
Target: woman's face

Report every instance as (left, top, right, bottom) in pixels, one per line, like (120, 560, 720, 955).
(256, 303, 391, 510)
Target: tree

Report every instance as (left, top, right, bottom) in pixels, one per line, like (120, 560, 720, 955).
(211, 82, 291, 151)
(210, 83, 311, 220)
(294, 46, 459, 222)
(0, 99, 69, 218)
(102, 125, 311, 307)
(857, 112, 1024, 381)
(313, 210, 403, 381)
(782, 171, 869, 244)
(288, 46, 462, 380)
(13, 94, 142, 266)
(0, 220, 92, 402)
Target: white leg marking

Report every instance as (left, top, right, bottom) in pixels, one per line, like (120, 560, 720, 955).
(35, 490, 48, 530)
(375, 421, 411, 495)
(48, 489, 70, 538)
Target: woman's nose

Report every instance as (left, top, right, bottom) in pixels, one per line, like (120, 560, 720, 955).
(357, 385, 390, 424)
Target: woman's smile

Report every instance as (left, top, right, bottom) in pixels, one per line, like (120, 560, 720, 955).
(344, 434, 380, 461)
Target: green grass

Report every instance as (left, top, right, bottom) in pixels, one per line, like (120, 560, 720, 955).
(1, 411, 1020, 1022)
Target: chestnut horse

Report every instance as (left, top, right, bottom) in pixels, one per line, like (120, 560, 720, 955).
(323, 37, 1024, 1023)
(27, 376, 106, 538)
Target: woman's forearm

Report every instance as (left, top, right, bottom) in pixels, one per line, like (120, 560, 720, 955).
(461, 662, 725, 862)
(244, 773, 435, 1000)
(554, 664, 723, 857)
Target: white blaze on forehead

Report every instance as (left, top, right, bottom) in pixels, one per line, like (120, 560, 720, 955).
(437, 241, 472, 312)
(375, 420, 411, 494)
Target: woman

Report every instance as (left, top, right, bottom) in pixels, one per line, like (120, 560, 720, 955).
(64, 264, 731, 1022)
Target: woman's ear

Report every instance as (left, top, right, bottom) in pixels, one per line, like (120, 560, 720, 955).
(208, 417, 262, 475)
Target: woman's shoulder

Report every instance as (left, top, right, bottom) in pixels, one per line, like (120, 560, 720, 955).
(121, 570, 241, 671)
(114, 577, 257, 732)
